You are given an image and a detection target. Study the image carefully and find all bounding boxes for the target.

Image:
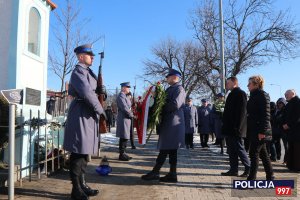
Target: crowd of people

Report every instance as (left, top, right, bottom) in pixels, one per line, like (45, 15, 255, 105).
(62, 44, 299, 200)
(181, 76, 300, 181)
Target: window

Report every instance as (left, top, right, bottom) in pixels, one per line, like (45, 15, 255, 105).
(28, 7, 41, 56)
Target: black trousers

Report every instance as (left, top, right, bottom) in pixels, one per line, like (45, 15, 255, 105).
(185, 134, 194, 148)
(286, 141, 300, 171)
(153, 149, 177, 173)
(248, 139, 274, 179)
(70, 153, 88, 179)
(226, 136, 250, 172)
(200, 134, 209, 147)
(119, 138, 128, 154)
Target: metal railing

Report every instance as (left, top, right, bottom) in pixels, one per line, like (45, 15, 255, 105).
(0, 108, 68, 187)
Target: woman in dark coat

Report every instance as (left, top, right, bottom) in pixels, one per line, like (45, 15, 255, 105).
(247, 75, 274, 180)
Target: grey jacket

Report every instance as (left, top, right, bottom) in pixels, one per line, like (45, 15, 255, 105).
(157, 82, 186, 150)
(64, 63, 104, 155)
(183, 104, 198, 134)
(116, 92, 134, 139)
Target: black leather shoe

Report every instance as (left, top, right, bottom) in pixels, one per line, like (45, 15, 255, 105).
(239, 171, 249, 177)
(141, 171, 160, 180)
(80, 174, 99, 197)
(119, 154, 132, 161)
(221, 171, 238, 176)
(159, 173, 177, 183)
(71, 188, 89, 200)
(82, 187, 99, 196)
(131, 146, 136, 149)
(71, 177, 89, 200)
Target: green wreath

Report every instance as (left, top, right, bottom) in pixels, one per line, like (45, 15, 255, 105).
(147, 82, 166, 131)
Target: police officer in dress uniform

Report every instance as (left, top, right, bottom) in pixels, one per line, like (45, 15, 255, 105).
(141, 69, 186, 182)
(183, 97, 198, 149)
(64, 44, 106, 200)
(116, 82, 134, 161)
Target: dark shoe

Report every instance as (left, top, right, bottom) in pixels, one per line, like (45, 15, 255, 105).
(141, 171, 160, 181)
(221, 171, 238, 176)
(159, 173, 177, 183)
(131, 146, 136, 149)
(220, 150, 224, 154)
(239, 171, 249, 177)
(239, 167, 250, 177)
(80, 174, 99, 196)
(71, 177, 89, 200)
(71, 187, 89, 200)
(119, 154, 132, 161)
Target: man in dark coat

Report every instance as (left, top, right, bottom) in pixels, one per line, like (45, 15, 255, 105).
(46, 96, 56, 115)
(105, 106, 113, 132)
(221, 76, 250, 177)
(198, 99, 212, 147)
(64, 44, 106, 200)
(141, 69, 186, 182)
(183, 97, 198, 149)
(116, 82, 134, 161)
(283, 89, 300, 171)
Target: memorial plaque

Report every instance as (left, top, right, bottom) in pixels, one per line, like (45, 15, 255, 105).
(25, 88, 41, 106)
(1, 89, 23, 104)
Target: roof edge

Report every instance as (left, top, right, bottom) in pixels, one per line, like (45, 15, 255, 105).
(46, 0, 57, 10)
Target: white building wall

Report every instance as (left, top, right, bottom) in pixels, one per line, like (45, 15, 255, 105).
(1, 0, 53, 178)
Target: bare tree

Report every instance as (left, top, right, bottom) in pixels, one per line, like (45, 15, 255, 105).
(190, 0, 300, 88)
(143, 38, 209, 98)
(48, 0, 92, 92)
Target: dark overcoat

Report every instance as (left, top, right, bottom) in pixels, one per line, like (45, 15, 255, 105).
(197, 106, 212, 135)
(64, 63, 104, 155)
(116, 92, 134, 139)
(183, 104, 198, 134)
(157, 82, 186, 150)
(211, 102, 225, 139)
(284, 96, 300, 142)
(222, 87, 247, 138)
(247, 89, 272, 141)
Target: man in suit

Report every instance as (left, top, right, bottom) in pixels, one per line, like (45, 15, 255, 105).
(116, 82, 134, 161)
(141, 69, 186, 182)
(221, 76, 250, 177)
(64, 44, 106, 200)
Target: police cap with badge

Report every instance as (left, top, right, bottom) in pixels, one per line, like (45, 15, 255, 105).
(166, 69, 182, 78)
(120, 82, 131, 88)
(74, 44, 95, 56)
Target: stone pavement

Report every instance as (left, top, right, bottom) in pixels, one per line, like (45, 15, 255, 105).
(1, 130, 299, 200)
